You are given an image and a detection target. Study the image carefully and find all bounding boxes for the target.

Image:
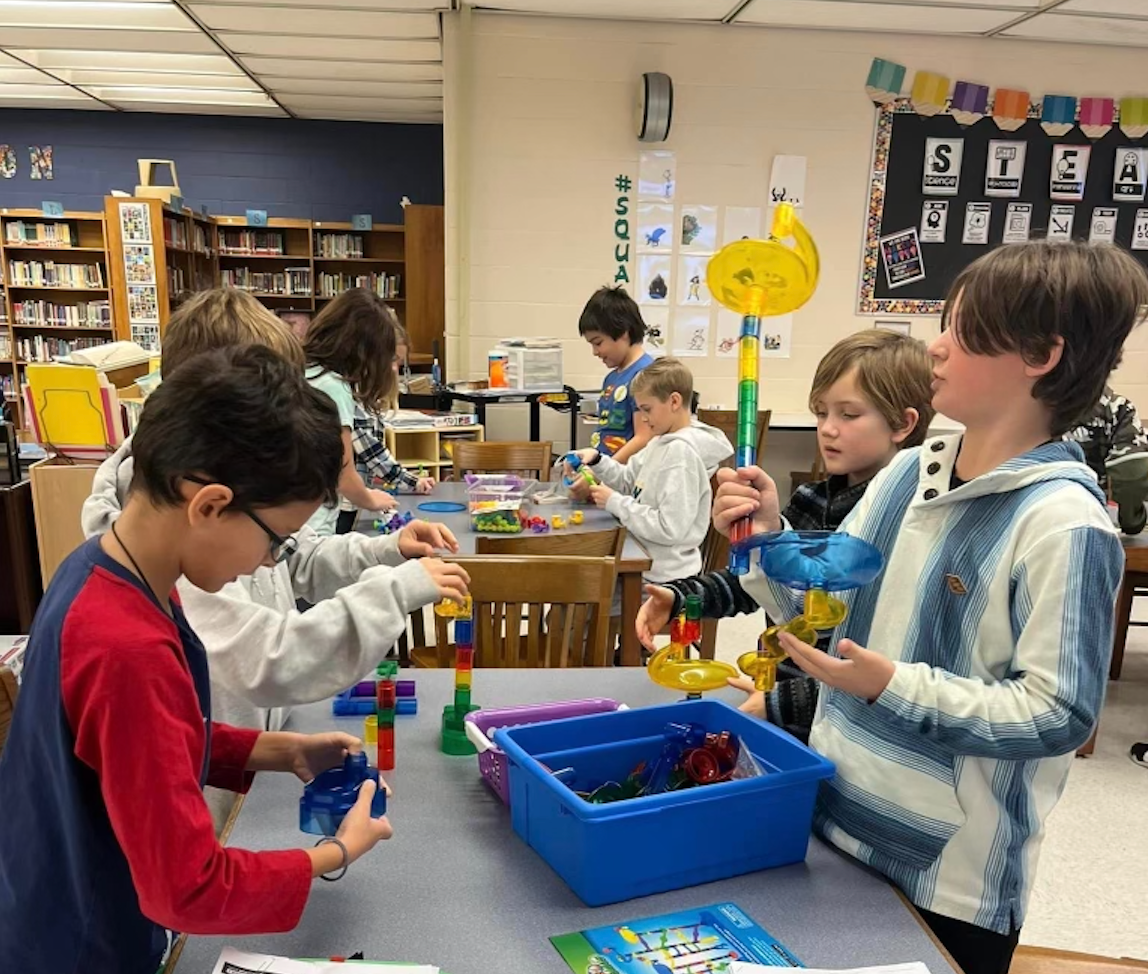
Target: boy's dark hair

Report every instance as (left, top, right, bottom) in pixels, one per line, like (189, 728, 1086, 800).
(304, 288, 399, 412)
(131, 345, 343, 510)
(578, 286, 647, 343)
(944, 241, 1148, 436)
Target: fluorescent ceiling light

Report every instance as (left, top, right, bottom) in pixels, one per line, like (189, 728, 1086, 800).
(16, 50, 240, 74)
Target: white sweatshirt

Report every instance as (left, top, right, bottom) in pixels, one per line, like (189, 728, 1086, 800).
(80, 440, 440, 733)
(594, 420, 733, 582)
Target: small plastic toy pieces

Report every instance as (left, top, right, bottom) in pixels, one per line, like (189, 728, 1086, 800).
(299, 752, 387, 836)
(735, 531, 884, 692)
(373, 510, 414, 534)
(528, 515, 550, 534)
(647, 594, 739, 698)
(376, 660, 397, 771)
(562, 452, 598, 489)
(551, 514, 566, 530)
(435, 597, 479, 755)
(569, 510, 584, 526)
(396, 698, 418, 716)
(332, 686, 376, 716)
(418, 500, 467, 514)
(396, 679, 416, 698)
(707, 202, 819, 575)
(363, 713, 377, 744)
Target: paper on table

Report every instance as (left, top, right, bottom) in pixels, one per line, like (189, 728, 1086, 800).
(732, 963, 933, 974)
(211, 947, 440, 974)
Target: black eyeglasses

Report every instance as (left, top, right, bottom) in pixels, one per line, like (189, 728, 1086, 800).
(183, 475, 300, 565)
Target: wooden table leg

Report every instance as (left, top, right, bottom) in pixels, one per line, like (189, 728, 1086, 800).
(1076, 725, 1098, 757)
(619, 570, 642, 666)
(1111, 574, 1135, 681)
(699, 618, 718, 660)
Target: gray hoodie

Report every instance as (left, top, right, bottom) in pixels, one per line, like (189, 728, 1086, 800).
(81, 440, 440, 734)
(594, 419, 733, 582)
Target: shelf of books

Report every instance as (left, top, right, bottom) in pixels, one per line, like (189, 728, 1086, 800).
(1, 210, 115, 429)
(215, 215, 313, 312)
(311, 221, 405, 323)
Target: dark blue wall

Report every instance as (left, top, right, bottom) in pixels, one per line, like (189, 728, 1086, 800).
(0, 109, 443, 224)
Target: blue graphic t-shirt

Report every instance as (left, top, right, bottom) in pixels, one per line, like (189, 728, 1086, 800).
(592, 352, 654, 456)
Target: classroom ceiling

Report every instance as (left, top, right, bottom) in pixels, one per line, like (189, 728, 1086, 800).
(0, 1, 1145, 122)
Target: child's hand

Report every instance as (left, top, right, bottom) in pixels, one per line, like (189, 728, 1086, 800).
(290, 732, 360, 784)
(365, 489, 398, 512)
(399, 519, 460, 558)
(712, 466, 781, 539)
(778, 633, 894, 702)
(415, 477, 436, 494)
(568, 476, 592, 501)
(636, 585, 675, 650)
(588, 484, 614, 508)
(335, 778, 393, 863)
(419, 558, 470, 603)
(727, 675, 766, 719)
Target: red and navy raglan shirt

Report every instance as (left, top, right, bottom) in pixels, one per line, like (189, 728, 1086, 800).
(0, 537, 311, 974)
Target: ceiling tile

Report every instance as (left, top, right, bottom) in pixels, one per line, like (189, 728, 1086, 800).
(111, 101, 287, 115)
(279, 93, 442, 112)
(86, 85, 277, 106)
(189, 5, 438, 37)
(736, 0, 1017, 33)
(473, 0, 738, 19)
(239, 56, 442, 81)
(0, 93, 109, 109)
(63, 70, 260, 89)
(0, 62, 59, 84)
(294, 108, 442, 122)
(190, 0, 444, 7)
(218, 34, 441, 60)
(0, 82, 81, 98)
(15, 50, 241, 73)
(0, 27, 219, 53)
(262, 77, 443, 98)
(1004, 11, 1148, 44)
(0, 0, 194, 31)
(1058, 0, 1148, 14)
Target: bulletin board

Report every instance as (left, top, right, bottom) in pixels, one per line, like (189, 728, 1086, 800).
(858, 100, 1148, 315)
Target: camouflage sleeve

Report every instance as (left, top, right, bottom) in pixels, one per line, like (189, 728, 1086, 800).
(1106, 394, 1148, 465)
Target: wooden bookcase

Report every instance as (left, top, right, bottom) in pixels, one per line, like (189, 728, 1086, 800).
(383, 423, 484, 479)
(402, 205, 445, 369)
(0, 209, 115, 429)
(104, 196, 171, 352)
(312, 220, 405, 324)
(215, 215, 314, 313)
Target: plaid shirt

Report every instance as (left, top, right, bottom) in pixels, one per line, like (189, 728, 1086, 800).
(665, 474, 872, 742)
(351, 406, 419, 491)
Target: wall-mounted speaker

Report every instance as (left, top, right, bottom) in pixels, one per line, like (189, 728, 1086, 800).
(636, 72, 673, 143)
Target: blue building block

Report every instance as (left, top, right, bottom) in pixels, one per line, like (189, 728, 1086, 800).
(299, 752, 387, 836)
(396, 698, 418, 716)
(332, 687, 376, 716)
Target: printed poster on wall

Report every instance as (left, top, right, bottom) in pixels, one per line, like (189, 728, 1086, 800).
(922, 137, 963, 196)
(962, 203, 992, 245)
(28, 145, 52, 180)
(715, 310, 742, 358)
(1048, 204, 1075, 241)
(637, 254, 672, 306)
(672, 308, 711, 358)
(128, 285, 159, 323)
(680, 204, 718, 254)
(920, 201, 948, 243)
(642, 306, 668, 357)
(1089, 206, 1118, 244)
(768, 155, 807, 209)
(1003, 202, 1033, 244)
(677, 255, 712, 306)
(761, 313, 793, 360)
(1113, 148, 1147, 201)
(879, 228, 925, 288)
(636, 202, 674, 252)
(638, 150, 676, 201)
(123, 245, 156, 285)
(1050, 145, 1090, 201)
(1132, 209, 1148, 250)
(0, 145, 14, 178)
(119, 201, 152, 244)
(722, 206, 762, 244)
(984, 140, 1026, 198)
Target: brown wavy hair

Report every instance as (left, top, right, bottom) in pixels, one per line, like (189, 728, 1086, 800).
(303, 288, 399, 413)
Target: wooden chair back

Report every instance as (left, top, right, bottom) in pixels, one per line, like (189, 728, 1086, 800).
(697, 408, 772, 471)
(1010, 946, 1148, 974)
(0, 667, 19, 758)
(451, 440, 553, 482)
(476, 526, 625, 558)
(414, 555, 618, 668)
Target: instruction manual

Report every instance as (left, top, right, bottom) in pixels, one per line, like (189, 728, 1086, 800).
(211, 947, 439, 974)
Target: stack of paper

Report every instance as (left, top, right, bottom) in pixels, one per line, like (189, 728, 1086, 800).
(211, 948, 440, 974)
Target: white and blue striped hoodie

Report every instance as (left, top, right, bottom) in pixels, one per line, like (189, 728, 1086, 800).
(743, 435, 1124, 935)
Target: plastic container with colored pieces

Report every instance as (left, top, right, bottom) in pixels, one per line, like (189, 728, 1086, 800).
(298, 752, 387, 836)
(463, 698, 626, 805)
(493, 699, 834, 906)
(465, 473, 537, 533)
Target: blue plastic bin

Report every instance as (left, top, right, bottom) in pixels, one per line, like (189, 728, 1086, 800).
(493, 699, 835, 906)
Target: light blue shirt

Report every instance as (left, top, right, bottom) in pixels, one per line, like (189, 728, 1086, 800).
(304, 366, 355, 536)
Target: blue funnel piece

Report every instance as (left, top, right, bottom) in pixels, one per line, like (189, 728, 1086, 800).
(730, 530, 883, 591)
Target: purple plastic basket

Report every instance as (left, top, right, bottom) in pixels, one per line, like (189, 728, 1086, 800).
(463, 699, 625, 805)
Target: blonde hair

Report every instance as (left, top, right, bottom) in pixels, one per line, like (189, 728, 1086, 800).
(809, 329, 935, 449)
(161, 288, 303, 377)
(631, 356, 694, 404)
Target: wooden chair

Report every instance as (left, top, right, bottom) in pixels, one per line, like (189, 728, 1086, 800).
(476, 526, 625, 558)
(1109, 538, 1148, 680)
(1010, 945, 1148, 974)
(411, 555, 618, 668)
(697, 408, 771, 471)
(451, 440, 553, 482)
(0, 666, 19, 758)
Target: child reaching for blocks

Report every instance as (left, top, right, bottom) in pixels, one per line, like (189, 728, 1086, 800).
(636, 329, 935, 739)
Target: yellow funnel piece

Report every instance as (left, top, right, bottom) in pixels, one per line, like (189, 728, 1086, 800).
(648, 640, 739, 694)
(739, 616, 817, 692)
(803, 588, 847, 629)
(705, 202, 820, 318)
(434, 595, 473, 619)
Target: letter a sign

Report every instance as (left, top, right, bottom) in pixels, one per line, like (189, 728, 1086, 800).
(923, 137, 963, 196)
(1114, 148, 1147, 202)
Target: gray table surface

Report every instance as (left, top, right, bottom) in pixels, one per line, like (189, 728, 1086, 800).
(177, 671, 955, 974)
(360, 481, 651, 565)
